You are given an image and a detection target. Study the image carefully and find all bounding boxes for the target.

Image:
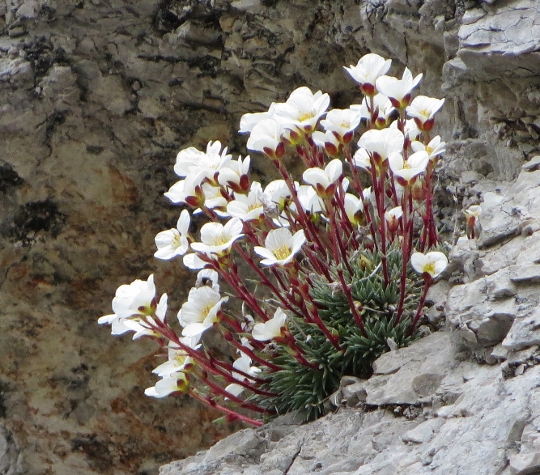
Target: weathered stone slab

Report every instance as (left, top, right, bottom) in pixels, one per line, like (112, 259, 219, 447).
(446, 277, 516, 348)
(503, 307, 540, 351)
(160, 351, 540, 475)
(457, 0, 540, 80)
(365, 333, 454, 405)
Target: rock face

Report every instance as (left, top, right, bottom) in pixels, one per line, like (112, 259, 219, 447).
(159, 332, 540, 475)
(1, 0, 540, 474)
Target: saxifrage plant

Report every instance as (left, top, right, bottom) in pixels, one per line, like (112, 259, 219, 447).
(99, 53, 449, 426)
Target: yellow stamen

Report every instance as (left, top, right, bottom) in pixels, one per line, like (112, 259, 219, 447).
(211, 236, 227, 246)
(201, 304, 213, 318)
(423, 262, 435, 275)
(274, 245, 291, 261)
(298, 112, 314, 122)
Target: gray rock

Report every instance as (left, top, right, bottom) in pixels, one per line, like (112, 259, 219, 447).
(204, 429, 268, 464)
(361, 334, 454, 406)
(508, 452, 540, 475)
(503, 308, 540, 351)
(446, 277, 516, 348)
(161, 345, 540, 475)
(491, 344, 509, 361)
(401, 419, 444, 444)
(522, 155, 540, 172)
(510, 264, 540, 284)
(457, 0, 540, 80)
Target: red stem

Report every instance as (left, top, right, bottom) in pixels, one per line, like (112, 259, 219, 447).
(190, 390, 265, 427)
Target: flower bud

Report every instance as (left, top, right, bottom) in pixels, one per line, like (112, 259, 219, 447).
(411, 179, 426, 201)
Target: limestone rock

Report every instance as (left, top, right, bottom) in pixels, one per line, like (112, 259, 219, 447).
(458, 0, 540, 80)
(366, 333, 454, 405)
(160, 334, 540, 475)
(503, 308, 540, 351)
(445, 275, 516, 348)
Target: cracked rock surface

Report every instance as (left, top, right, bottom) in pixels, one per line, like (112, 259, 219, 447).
(160, 333, 540, 475)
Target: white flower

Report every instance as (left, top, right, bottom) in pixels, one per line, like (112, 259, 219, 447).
(173, 146, 207, 178)
(385, 206, 403, 232)
(182, 252, 208, 270)
(344, 193, 364, 225)
(227, 181, 265, 222)
(199, 182, 228, 215)
(164, 170, 206, 207)
(312, 130, 341, 156)
(320, 108, 362, 142)
(263, 180, 293, 210)
(389, 150, 429, 185)
(178, 286, 229, 337)
(254, 228, 306, 266)
(154, 210, 191, 260)
(217, 155, 251, 192)
(390, 118, 421, 143)
(363, 187, 372, 203)
(303, 159, 343, 198)
(353, 147, 371, 170)
(239, 103, 277, 133)
(224, 354, 261, 397)
(296, 184, 324, 214)
(274, 86, 330, 134)
(406, 96, 445, 130)
(262, 180, 296, 226)
(123, 294, 169, 340)
(344, 54, 392, 95)
(196, 269, 220, 292)
(190, 218, 244, 257)
(252, 308, 288, 342)
(98, 275, 158, 335)
(352, 93, 395, 128)
(410, 251, 448, 278)
(144, 373, 189, 398)
(174, 141, 232, 182)
(356, 128, 405, 169)
(224, 384, 244, 398)
(152, 337, 201, 378)
(376, 68, 423, 109)
(164, 180, 187, 204)
(463, 205, 482, 239)
(463, 204, 482, 220)
(463, 204, 482, 226)
(411, 136, 446, 161)
(246, 119, 285, 159)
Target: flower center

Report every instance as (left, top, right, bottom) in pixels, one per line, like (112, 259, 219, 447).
(274, 245, 291, 261)
(172, 233, 181, 247)
(298, 112, 314, 122)
(211, 235, 228, 246)
(423, 262, 435, 275)
(174, 353, 188, 365)
(201, 304, 213, 319)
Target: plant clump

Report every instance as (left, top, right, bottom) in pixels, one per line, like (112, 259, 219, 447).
(99, 53, 451, 426)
